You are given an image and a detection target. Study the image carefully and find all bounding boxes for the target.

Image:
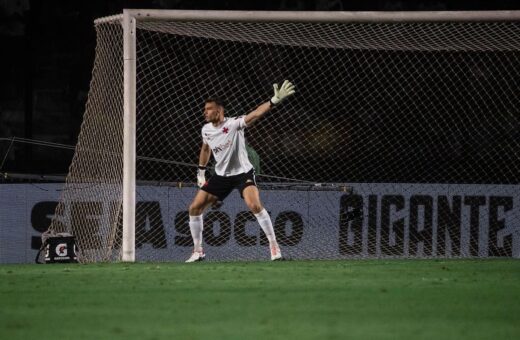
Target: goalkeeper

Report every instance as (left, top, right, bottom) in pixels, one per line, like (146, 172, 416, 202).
(186, 80, 296, 262)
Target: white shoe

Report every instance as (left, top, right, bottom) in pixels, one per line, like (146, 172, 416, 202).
(185, 250, 205, 263)
(270, 244, 282, 261)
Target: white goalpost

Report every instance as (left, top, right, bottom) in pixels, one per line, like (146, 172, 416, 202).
(122, 10, 137, 262)
(48, 10, 520, 263)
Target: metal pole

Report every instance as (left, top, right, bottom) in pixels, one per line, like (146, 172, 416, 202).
(122, 10, 136, 262)
(94, 10, 520, 24)
(123, 9, 520, 23)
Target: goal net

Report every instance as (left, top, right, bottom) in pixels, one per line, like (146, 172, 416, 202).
(47, 11, 520, 262)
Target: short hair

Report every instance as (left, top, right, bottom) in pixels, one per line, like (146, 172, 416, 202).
(205, 97, 225, 108)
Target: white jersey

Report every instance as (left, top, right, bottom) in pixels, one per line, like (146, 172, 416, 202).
(202, 116, 253, 176)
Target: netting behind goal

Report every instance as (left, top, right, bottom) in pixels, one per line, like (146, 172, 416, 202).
(48, 12, 520, 262)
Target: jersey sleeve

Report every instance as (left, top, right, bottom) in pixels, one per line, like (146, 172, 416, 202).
(201, 128, 208, 144)
(229, 116, 247, 130)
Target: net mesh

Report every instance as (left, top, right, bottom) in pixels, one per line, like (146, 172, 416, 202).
(48, 15, 520, 262)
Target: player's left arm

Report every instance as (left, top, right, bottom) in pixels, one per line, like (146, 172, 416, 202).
(243, 101, 272, 127)
(244, 80, 295, 127)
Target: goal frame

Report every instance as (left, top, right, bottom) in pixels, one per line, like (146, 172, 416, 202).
(99, 9, 520, 262)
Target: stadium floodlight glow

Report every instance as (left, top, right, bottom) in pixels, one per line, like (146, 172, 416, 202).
(47, 10, 520, 263)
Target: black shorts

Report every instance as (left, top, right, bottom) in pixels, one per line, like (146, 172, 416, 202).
(201, 169, 257, 201)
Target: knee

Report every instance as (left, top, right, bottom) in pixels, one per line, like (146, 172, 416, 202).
(189, 202, 203, 216)
(247, 202, 263, 215)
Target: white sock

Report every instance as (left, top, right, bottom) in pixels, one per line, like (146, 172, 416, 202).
(189, 214, 203, 252)
(254, 209, 277, 245)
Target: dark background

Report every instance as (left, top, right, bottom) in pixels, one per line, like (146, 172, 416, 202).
(0, 0, 519, 177)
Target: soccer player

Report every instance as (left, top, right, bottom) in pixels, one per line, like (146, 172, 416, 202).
(186, 80, 296, 262)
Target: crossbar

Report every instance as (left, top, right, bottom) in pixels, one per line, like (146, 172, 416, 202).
(95, 10, 520, 25)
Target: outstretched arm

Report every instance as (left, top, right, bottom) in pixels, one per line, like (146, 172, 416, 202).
(244, 80, 295, 127)
(244, 101, 272, 127)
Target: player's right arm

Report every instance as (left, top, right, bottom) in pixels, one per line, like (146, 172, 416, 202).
(199, 142, 211, 167)
(197, 142, 211, 187)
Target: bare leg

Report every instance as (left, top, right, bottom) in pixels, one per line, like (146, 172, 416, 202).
(186, 190, 218, 262)
(243, 186, 282, 260)
(189, 189, 218, 216)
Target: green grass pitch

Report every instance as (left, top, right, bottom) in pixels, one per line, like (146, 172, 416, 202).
(1, 259, 519, 339)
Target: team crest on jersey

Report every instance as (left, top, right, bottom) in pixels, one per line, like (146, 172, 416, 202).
(222, 127, 229, 134)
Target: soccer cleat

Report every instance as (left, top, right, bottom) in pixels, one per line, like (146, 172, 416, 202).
(185, 250, 205, 263)
(270, 244, 282, 261)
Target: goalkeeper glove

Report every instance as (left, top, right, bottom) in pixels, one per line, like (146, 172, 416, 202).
(197, 166, 207, 188)
(270, 80, 296, 106)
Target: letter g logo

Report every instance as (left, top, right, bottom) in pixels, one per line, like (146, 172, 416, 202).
(56, 243, 68, 257)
